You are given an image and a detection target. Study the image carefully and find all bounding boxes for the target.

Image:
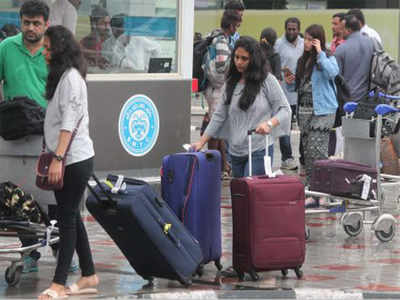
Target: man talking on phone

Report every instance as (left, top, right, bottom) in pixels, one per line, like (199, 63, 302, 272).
(275, 17, 304, 171)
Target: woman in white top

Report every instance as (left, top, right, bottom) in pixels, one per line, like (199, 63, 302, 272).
(39, 25, 97, 300)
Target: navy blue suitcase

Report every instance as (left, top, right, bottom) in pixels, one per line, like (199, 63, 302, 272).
(86, 174, 203, 286)
(161, 150, 222, 271)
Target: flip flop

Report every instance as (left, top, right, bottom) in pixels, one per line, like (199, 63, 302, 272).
(39, 289, 68, 299)
(66, 283, 98, 295)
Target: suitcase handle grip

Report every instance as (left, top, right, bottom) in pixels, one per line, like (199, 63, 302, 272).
(247, 129, 271, 177)
(87, 173, 116, 205)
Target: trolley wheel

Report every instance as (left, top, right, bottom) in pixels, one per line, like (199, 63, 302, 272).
(281, 269, 288, 277)
(375, 225, 395, 242)
(5, 265, 22, 287)
(236, 270, 245, 281)
(249, 270, 259, 281)
(179, 278, 192, 287)
(294, 266, 303, 279)
(305, 226, 311, 241)
(343, 221, 363, 237)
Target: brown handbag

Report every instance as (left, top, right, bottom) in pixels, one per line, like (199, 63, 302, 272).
(36, 117, 83, 191)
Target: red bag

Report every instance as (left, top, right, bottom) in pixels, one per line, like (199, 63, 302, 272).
(36, 117, 83, 191)
(36, 152, 66, 190)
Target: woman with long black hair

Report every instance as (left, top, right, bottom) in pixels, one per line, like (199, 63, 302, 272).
(39, 25, 98, 299)
(192, 36, 291, 178)
(294, 24, 338, 207)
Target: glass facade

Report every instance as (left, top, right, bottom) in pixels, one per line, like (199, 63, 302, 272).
(194, 0, 400, 9)
(0, 0, 178, 74)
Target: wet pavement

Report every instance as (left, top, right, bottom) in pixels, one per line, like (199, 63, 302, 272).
(0, 98, 400, 299)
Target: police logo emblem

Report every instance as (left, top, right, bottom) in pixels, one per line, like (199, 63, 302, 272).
(118, 95, 160, 157)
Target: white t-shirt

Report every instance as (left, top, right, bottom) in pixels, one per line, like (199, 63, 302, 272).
(361, 24, 382, 46)
(46, 0, 78, 34)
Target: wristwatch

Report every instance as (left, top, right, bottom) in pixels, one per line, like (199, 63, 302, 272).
(53, 154, 64, 162)
(267, 120, 274, 129)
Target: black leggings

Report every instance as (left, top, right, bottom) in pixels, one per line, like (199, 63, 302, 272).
(53, 157, 95, 285)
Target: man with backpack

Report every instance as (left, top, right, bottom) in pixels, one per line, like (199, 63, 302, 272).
(334, 14, 374, 103)
(202, 10, 241, 177)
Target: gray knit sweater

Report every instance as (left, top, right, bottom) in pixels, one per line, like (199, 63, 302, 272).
(205, 74, 291, 157)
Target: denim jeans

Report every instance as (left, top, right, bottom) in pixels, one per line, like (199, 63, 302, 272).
(279, 135, 293, 162)
(231, 146, 274, 178)
(53, 157, 95, 285)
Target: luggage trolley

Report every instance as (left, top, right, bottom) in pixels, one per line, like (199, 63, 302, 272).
(305, 93, 400, 242)
(0, 219, 59, 286)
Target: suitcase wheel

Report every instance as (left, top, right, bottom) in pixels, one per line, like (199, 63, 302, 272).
(281, 269, 288, 277)
(294, 266, 303, 279)
(178, 278, 192, 287)
(196, 265, 204, 277)
(249, 270, 259, 282)
(214, 259, 223, 271)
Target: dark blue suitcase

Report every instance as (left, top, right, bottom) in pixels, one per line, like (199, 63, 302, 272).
(86, 174, 203, 286)
(161, 150, 222, 271)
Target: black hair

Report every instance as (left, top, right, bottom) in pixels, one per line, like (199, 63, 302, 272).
(90, 5, 109, 27)
(225, 36, 268, 111)
(224, 0, 245, 10)
(45, 25, 87, 100)
(260, 27, 277, 58)
(285, 17, 300, 31)
(347, 8, 365, 25)
(343, 14, 361, 32)
(20, 0, 49, 22)
(111, 13, 126, 29)
(221, 9, 242, 30)
(295, 24, 327, 89)
(332, 12, 346, 21)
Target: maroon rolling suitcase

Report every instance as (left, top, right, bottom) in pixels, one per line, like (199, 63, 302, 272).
(310, 159, 377, 200)
(230, 132, 305, 281)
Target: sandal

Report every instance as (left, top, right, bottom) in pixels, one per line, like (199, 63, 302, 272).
(39, 289, 68, 299)
(66, 283, 98, 295)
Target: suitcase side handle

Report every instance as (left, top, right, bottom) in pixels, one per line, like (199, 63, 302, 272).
(87, 173, 116, 205)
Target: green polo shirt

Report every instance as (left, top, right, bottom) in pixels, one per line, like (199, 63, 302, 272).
(0, 33, 48, 108)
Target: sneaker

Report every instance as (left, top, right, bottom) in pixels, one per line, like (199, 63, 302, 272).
(281, 158, 298, 170)
(305, 197, 319, 209)
(22, 256, 38, 273)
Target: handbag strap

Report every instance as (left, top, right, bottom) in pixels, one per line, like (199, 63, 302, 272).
(41, 116, 84, 160)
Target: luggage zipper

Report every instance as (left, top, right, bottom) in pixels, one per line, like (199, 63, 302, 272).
(182, 156, 197, 224)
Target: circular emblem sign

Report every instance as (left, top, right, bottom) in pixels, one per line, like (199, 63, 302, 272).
(118, 94, 160, 157)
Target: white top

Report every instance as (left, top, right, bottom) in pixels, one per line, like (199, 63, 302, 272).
(102, 35, 161, 72)
(361, 24, 382, 46)
(274, 35, 304, 105)
(46, 0, 78, 34)
(44, 68, 94, 166)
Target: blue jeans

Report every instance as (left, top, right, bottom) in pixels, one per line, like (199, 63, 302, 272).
(279, 135, 293, 161)
(231, 146, 274, 178)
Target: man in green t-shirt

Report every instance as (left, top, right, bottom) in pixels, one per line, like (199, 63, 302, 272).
(0, 0, 48, 108)
(0, 0, 49, 273)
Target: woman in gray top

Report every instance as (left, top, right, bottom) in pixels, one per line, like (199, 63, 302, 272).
(192, 36, 291, 178)
(39, 26, 97, 300)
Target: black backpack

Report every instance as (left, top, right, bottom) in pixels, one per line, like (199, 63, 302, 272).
(192, 32, 223, 92)
(0, 97, 45, 140)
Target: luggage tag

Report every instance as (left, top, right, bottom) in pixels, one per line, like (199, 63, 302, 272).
(111, 175, 127, 194)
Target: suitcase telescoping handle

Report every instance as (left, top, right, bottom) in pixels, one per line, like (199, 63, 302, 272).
(247, 129, 271, 177)
(87, 173, 116, 205)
